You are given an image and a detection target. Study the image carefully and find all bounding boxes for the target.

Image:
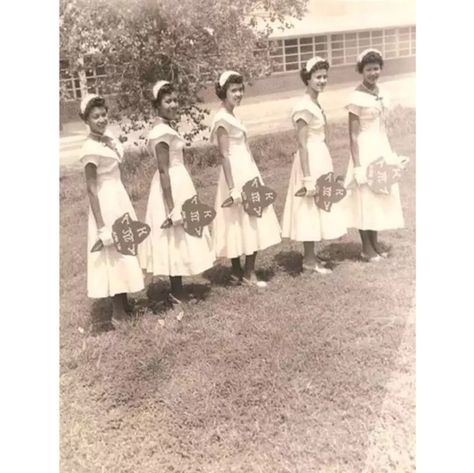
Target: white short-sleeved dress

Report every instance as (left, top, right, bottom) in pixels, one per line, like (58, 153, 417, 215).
(281, 94, 347, 242)
(80, 135, 144, 298)
(210, 108, 282, 259)
(138, 123, 215, 276)
(344, 88, 405, 230)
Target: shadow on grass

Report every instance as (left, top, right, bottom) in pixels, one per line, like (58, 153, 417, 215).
(185, 283, 212, 302)
(318, 240, 393, 263)
(274, 251, 303, 277)
(89, 299, 114, 334)
(275, 241, 384, 273)
(203, 263, 277, 285)
(318, 241, 362, 263)
(89, 294, 167, 335)
(255, 266, 276, 282)
(203, 264, 234, 287)
(147, 279, 212, 310)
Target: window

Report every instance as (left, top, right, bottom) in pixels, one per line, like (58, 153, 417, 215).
(300, 37, 313, 45)
(270, 53, 285, 72)
(60, 57, 108, 101)
(410, 26, 416, 54)
(314, 36, 328, 56)
(383, 29, 397, 57)
(300, 52, 314, 62)
(300, 44, 314, 53)
(358, 31, 371, 48)
(315, 42, 328, 53)
(371, 37, 383, 48)
(345, 38, 357, 48)
(286, 62, 300, 71)
(269, 40, 283, 58)
(60, 59, 82, 100)
(84, 58, 107, 95)
(271, 61, 285, 73)
(267, 25, 416, 73)
(345, 47, 358, 64)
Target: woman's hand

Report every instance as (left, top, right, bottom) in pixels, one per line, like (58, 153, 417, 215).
(168, 207, 183, 226)
(97, 226, 114, 246)
(353, 166, 368, 185)
(229, 188, 242, 205)
(395, 154, 410, 169)
(302, 176, 317, 197)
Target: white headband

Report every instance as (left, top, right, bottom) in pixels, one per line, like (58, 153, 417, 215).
(152, 80, 170, 100)
(305, 56, 327, 72)
(218, 70, 241, 87)
(80, 93, 100, 115)
(357, 48, 383, 64)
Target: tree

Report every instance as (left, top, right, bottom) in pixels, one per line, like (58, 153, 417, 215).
(60, 0, 308, 142)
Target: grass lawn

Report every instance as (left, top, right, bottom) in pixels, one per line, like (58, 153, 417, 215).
(60, 106, 416, 473)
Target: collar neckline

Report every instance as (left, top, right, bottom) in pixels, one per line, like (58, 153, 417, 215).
(357, 83, 381, 98)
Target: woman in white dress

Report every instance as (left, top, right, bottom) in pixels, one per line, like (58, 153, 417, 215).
(211, 71, 281, 288)
(344, 49, 407, 262)
(281, 57, 347, 274)
(79, 94, 144, 321)
(139, 81, 215, 303)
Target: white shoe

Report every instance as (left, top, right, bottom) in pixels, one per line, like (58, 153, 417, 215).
(242, 277, 268, 288)
(361, 252, 382, 262)
(303, 263, 332, 275)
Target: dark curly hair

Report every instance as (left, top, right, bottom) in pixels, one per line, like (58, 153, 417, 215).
(357, 51, 384, 73)
(300, 59, 330, 85)
(152, 82, 175, 109)
(79, 96, 108, 122)
(215, 73, 244, 101)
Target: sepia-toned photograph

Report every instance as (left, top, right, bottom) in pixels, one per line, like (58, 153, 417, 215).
(59, 0, 416, 471)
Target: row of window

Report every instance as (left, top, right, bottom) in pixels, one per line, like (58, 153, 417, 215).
(269, 26, 416, 72)
(60, 59, 107, 101)
(60, 26, 416, 101)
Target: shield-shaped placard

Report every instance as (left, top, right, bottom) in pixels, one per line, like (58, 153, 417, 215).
(366, 157, 403, 195)
(222, 177, 277, 218)
(295, 172, 347, 212)
(161, 195, 216, 238)
(91, 213, 150, 256)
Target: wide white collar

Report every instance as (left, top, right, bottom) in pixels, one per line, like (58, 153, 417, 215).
(148, 122, 184, 142)
(213, 107, 247, 133)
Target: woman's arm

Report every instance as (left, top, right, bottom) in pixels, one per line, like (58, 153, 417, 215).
(295, 118, 317, 196)
(216, 126, 235, 190)
(154, 140, 175, 213)
(348, 112, 361, 167)
(216, 126, 242, 204)
(295, 119, 311, 177)
(85, 162, 105, 229)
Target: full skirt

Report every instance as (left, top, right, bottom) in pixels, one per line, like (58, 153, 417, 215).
(139, 165, 215, 276)
(281, 140, 347, 242)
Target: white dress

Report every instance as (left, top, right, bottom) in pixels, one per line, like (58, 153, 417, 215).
(138, 123, 215, 276)
(281, 94, 347, 242)
(210, 108, 282, 258)
(80, 135, 144, 298)
(344, 88, 405, 231)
